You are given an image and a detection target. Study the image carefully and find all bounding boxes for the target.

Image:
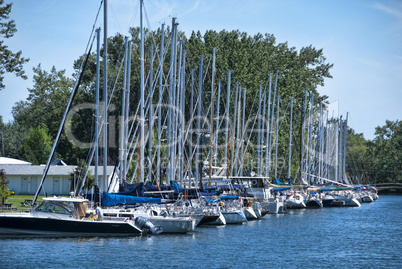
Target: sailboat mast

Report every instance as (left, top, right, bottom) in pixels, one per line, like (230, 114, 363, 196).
(189, 69, 194, 187)
(267, 71, 278, 181)
(157, 23, 164, 185)
(209, 48, 216, 188)
(119, 37, 129, 184)
(274, 95, 280, 178)
(103, 0, 108, 190)
(140, 0, 145, 183)
(215, 81, 221, 167)
(343, 112, 349, 183)
(95, 27, 100, 189)
(224, 70, 231, 177)
(257, 84, 262, 176)
(196, 56, 203, 188)
(287, 97, 293, 180)
(265, 73, 272, 178)
(307, 92, 314, 185)
(148, 43, 154, 183)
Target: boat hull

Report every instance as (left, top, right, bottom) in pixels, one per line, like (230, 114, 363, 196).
(198, 214, 220, 225)
(0, 214, 142, 238)
(221, 211, 247, 224)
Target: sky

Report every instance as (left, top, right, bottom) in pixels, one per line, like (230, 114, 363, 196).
(1, 0, 401, 140)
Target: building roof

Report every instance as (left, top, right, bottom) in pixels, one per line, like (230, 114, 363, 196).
(0, 164, 115, 176)
(0, 157, 31, 165)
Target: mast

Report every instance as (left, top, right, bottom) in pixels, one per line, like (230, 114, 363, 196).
(274, 95, 280, 178)
(287, 97, 293, 180)
(343, 112, 349, 183)
(234, 85, 241, 176)
(119, 37, 129, 184)
(188, 69, 194, 187)
(300, 89, 308, 184)
(125, 40, 132, 175)
(157, 23, 164, 185)
(95, 27, 100, 191)
(267, 71, 278, 181)
(179, 49, 186, 186)
(260, 90, 266, 177)
(148, 43, 154, 183)
(257, 84, 262, 176)
(196, 56, 203, 188)
(307, 92, 314, 185)
(239, 87, 246, 176)
(103, 0, 108, 190)
(140, 0, 145, 183)
(167, 17, 178, 185)
(209, 48, 216, 187)
(224, 70, 231, 176)
(214, 81, 221, 167)
(265, 73, 272, 178)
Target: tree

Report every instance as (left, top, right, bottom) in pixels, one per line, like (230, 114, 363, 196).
(19, 124, 52, 165)
(367, 120, 402, 183)
(0, 168, 10, 205)
(0, 0, 29, 90)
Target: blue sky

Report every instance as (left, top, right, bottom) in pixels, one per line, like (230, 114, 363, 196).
(1, 0, 401, 140)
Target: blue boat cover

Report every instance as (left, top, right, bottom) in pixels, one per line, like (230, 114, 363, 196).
(102, 192, 161, 207)
(288, 179, 295, 185)
(144, 184, 171, 192)
(204, 198, 219, 203)
(170, 181, 185, 190)
(118, 182, 144, 196)
(274, 178, 283, 184)
(200, 190, 222, 197)
(220, 195, 239, 200)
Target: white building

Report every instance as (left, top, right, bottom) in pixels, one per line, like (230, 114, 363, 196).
(0, 157, 114, 195)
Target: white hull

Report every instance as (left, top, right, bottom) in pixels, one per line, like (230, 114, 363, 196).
(362, 195, 374, 203)
(221, 211, 247, 224)
(244, 207, 258, 220)
(285, 199, 307, 209)
(333, 195, 361, 207)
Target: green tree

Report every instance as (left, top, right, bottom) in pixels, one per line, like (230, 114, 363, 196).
(19, 124, 52, 165)
(0, 168, 10, 204)
(367, 120, 402, 183)
(0, 0, 29, 90)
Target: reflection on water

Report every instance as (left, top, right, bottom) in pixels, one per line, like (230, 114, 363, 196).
(1, 195, 401, 268)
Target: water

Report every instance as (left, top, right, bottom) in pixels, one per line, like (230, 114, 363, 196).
(1, 195, 401, 269)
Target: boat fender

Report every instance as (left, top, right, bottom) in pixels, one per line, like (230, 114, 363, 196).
(252, 179, 258, 187)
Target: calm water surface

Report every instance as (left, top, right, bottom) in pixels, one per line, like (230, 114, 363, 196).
(1, 195, 401, 269)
